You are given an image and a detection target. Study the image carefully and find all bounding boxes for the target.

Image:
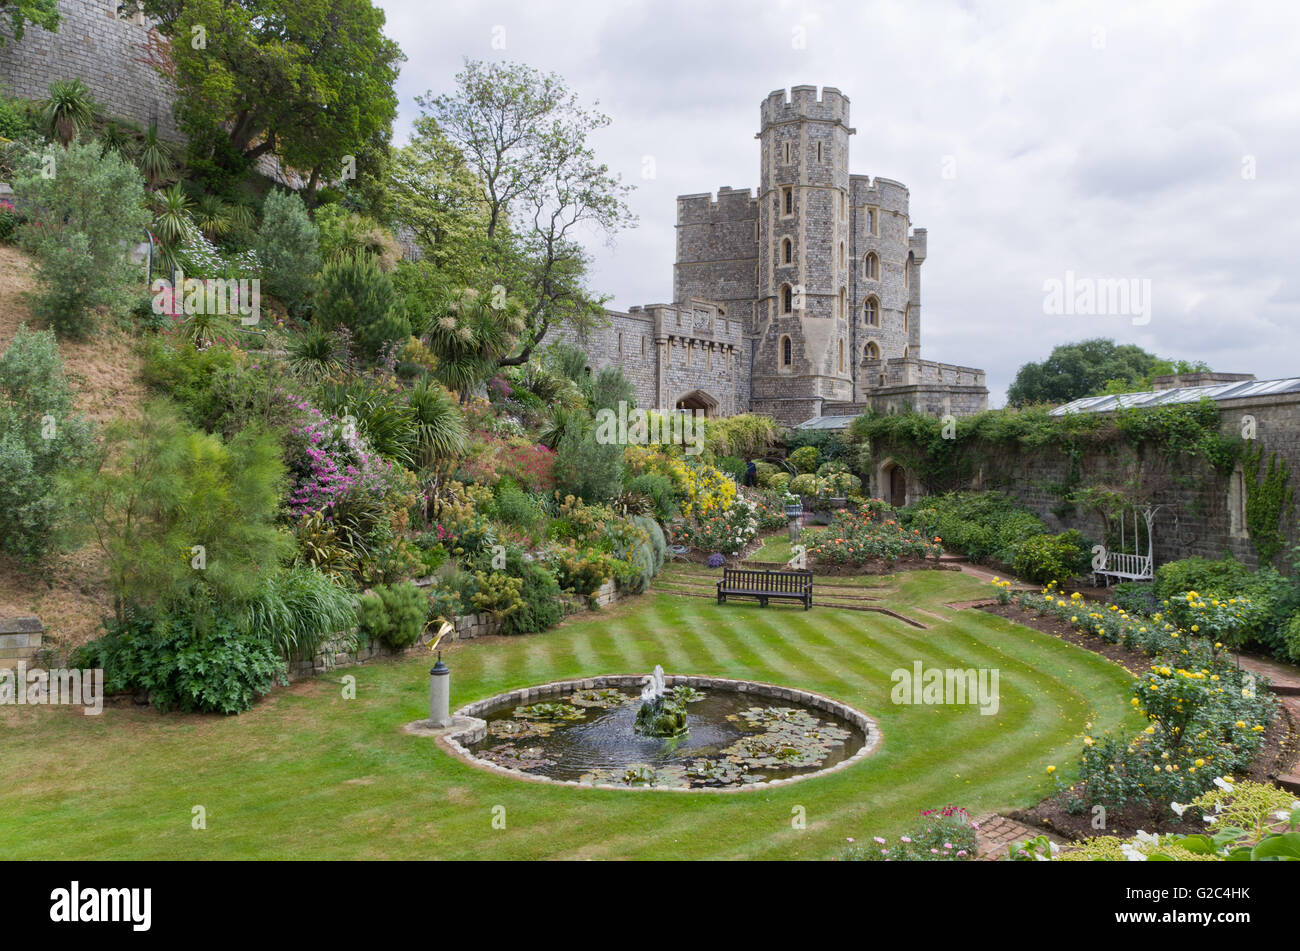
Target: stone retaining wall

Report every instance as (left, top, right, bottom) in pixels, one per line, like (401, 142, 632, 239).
(286, 579, 623, 680)
(0, 617, 43, 670)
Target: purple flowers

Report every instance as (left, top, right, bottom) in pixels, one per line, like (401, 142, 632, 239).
(286, 403, 395, 515)
(707, 553, 725, 568)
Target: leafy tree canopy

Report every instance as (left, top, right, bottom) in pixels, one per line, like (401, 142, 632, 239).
(414, 60, 635, 367)
(141, 0, 402, 188)
(1006, 338, 1211, 406)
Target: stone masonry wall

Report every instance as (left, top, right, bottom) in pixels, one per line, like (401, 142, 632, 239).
(0, 0, 181, 140)
(888, 393, 1300, 571)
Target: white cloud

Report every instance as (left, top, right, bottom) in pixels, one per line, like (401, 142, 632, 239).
(375, 0, 1300, 405)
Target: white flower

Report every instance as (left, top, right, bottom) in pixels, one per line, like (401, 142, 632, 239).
(1202, 815, 1217, 824)
(1213, 777, 1234, 793)
(1134, 830, 1160, 846)
(1170, 802, 1186, 817)
(1120, 843, 1148, 861)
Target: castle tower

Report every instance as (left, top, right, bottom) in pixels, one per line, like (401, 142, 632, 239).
(750, 86, 856, 421)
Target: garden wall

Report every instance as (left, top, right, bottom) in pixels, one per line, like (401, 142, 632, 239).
(882, 391, 1300, 571)
(0, 0, 181, 140)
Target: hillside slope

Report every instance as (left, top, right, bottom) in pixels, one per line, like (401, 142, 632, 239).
(0, 245, 148, 653)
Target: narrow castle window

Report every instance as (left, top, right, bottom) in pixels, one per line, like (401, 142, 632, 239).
(782, 284, 793, 314)
(617, 332, 623, 354)
(864, 297, 879, 326)
(782, 187, 793, 216)
(641, 336, 647, 357)
(865, 252, 878, 280)
(816, 141, 823, 163)
(867, 208, 876, 234)
(783, 238, 792, 264)
(865, 341, 880, 361)
(781, 335, 792, 367)
(839, 242, 845, 268)
(783, 142, 792, 164)
(838, 339, 844, 372)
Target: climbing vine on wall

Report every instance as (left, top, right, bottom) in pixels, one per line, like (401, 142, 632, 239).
(848, 399, 1237, 497)
(1241, 443, 1295, 566)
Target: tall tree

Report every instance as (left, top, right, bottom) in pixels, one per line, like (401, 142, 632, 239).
(418, 60, 635, 366)
(1007, 338, 1211, 406)
(140, 0, 402, 188)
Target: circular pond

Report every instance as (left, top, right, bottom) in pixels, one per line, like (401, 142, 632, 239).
(442, 674, 879, 791)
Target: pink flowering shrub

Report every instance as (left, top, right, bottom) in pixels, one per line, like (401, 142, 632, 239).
(284, 401, 399, 515)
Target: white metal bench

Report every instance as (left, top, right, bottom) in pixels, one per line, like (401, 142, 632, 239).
(1092, 505, 1159, 587)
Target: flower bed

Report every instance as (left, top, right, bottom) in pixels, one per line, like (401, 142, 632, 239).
(806, 510, 943, 568)
(1007, 582, 1280, 828)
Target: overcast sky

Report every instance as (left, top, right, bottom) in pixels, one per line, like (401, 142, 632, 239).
(375, 0, 1300, 406)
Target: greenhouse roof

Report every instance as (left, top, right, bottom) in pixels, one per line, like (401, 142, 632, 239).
(794, 415, 860, 430)
(1049, 378, 1300, 416)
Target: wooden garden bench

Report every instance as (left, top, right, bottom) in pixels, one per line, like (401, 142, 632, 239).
(716, 567, 813, 610)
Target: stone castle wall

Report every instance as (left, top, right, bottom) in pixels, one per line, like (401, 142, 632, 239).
(550, 299, 750, 415)
(0, 0, 180, 140)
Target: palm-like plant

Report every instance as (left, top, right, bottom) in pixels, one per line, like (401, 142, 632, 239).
(288, 325, 346, 382)
(41, 79, 97, 147)
(135, 120, 177, 187)
(193, 193, 231, 242)
(98, 120, 139, 160)
(318, 380, 419, 469)
(420, 287, 525, 400)
(407, 379, 468, 471)
(151, 183, 193, 247)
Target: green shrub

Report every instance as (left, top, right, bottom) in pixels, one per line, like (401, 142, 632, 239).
(14, 141, 151, 336)
(315, 252, 408, 361)
(591, 366, 636, 413)
(789, 445, 820, 473)
(357, 582, 428, 649)
(789, 473, 821, 497)
(753, 461, 778, 485)
(626, 472, 678, 521)
(489, 478, 544, 529)
(500, 562, 563, 635)
(256, 189, 321, 315)
(74, 402, 292, 621)
(553, 424, 623, 503)
(766, 471, 791, 492)
(75, 609, 287, 715)
(904, 492, 1047, 564)
(239, 565, 357, 660)
(0, 325, 96, 560)
(716, 455, 745, 482)
(1285, 613, 1300, 664)
(1012, 531, 1085, 584)
(1154, 556, 1256, 601)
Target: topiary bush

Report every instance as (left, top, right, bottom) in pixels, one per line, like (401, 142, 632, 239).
(357, 582, 428, 649)
(789, 445, 820, 473)
(789, 472, 821, 497)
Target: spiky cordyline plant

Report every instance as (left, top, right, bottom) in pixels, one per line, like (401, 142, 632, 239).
(41, 79, 97, 147)
(136, 120, 177, 187)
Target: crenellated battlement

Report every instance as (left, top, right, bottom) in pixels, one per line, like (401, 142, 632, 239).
(675, 186, 758, 224)
(760, 85, 853, 131)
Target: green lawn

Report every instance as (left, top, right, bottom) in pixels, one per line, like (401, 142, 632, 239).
(0, 568, 1139, 859)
